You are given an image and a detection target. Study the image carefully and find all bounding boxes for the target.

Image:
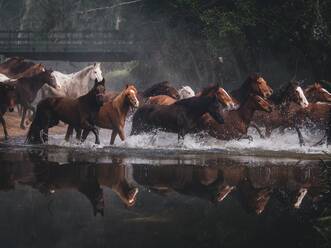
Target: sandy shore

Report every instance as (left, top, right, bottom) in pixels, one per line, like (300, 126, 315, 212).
(0, 111, 67, 141)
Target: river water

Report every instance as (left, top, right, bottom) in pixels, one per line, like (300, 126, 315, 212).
(0, 132, 330, 248)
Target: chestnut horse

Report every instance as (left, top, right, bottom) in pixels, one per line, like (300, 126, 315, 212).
(0, 82, 16, 140)
(131, 86, 225, 141)
(65, 84, 140, 145)
(304, 83, 331, 103)
(15, 70, 57, 129)
(201, 94, 272, 140)
(251, 81, 309, 144)
(26, 79, 105, 144)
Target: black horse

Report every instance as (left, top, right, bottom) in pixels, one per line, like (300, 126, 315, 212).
(131, 87, 225, 141)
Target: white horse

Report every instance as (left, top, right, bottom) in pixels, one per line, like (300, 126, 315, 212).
(36, 63, 104, 103)
(178, 86, 195, 99)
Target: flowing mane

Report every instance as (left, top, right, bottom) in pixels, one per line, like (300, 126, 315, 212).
(270, 81, 299, 105)
(200, 84, 219, 96)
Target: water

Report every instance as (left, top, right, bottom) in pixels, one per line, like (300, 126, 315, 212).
(0, 142, 330, 248)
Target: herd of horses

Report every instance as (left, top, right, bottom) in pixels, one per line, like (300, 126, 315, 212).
(1, 57, 331, 147)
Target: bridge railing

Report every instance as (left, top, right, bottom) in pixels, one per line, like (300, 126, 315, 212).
(0, 30, 137, 52)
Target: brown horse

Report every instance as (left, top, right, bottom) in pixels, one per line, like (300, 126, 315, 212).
(142, 81, 180, 100)
(304, 83, 331, 103)
(10, 63, 46, 79)
(230, 73, 273, 103)
(0, 82, 16, 140)
(96, 84, 139, 144)
(147, 85, 237, 110)
(65, 84, 140, 144)
(251, 81, 309, 144)
(26, 79, 106, 144)
(131, 86, 225, 141)
(0, 57, 35, 77)
(15, 70, 56, 129)
(201, 94, 272, 140)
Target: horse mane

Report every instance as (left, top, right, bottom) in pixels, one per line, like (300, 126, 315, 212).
(232, 73, 261, 101)
(73, 64, 94, 78)
(270, 81, 299, 104)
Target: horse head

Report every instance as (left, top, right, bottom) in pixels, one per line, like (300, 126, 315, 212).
(178, 86, 195, 99)
(124, 84, 139, 108)
(305, 83, 331, 103)
(90, 63, 103, 82)
(250, 95, 272, 113)
(201, 84, 237, 110)
(93, 78, 106, 107)
(286, 81, 309, 108)
(247, 73, 273, 99)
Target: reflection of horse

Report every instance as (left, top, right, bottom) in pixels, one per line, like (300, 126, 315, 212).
(0, 81, 16, 140)
(131, 86, 225, 141)
(26, 79, 105, 144)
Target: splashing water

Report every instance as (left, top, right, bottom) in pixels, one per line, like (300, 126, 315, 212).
(42, 117, 331, 157)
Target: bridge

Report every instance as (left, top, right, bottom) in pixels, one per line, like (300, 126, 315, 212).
(0, 30, 141, 62)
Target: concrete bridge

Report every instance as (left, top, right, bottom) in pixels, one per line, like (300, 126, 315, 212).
(0, 30, 140, 62)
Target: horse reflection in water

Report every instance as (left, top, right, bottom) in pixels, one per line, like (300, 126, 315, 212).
(132, 159, 328, 214)
(0, 151, 329, 216)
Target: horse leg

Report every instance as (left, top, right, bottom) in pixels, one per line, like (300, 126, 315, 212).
(250, 123, 265, 138)
(76, 128, 82, 140)
(295, 126, 305, 146)
(65, 126, 74, 142)
(0, 114, 9, 140)
(238, 134, 253, 142)
(265, 127, 272, 138)
(118, 127, 125, 141)
(91, 128, 100, 144)
(81, 129, 90, 143)
(110, 130, 118, 145)
(20, 107, 27, 129)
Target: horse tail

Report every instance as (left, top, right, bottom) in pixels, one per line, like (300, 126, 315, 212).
(26, 100, 50, 144)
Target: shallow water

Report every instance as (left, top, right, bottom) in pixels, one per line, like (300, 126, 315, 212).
(0, 143, 330, 248)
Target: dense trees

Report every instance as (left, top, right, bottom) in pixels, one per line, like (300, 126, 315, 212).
(0, 0, 330, 88)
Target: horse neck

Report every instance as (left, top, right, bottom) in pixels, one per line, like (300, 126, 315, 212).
(29, 74, 48, 91)
(113, 91, 130, 116)
(79, 88, 98, 111)
(180, 96, 213, 116)
(238, 99, 257, 126)
(73, 66, 93, 88)
(231, 82, 250, 103)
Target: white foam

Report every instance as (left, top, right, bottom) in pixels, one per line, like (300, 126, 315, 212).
(43, 117, 330, 156)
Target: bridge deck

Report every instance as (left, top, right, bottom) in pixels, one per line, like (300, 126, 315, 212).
(0, 30, 139, 61)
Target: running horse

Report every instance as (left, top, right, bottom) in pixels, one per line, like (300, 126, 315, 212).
(251, 81, 309, 144)
(0, 57, 35, 78)
(0, 81, 16, 140)
(304, 83, 331, 103)
(15, 70, 57, 129)
(26, 79, 106, 144)
(201, 94, 273, 140)
(131, 86, 225, 141)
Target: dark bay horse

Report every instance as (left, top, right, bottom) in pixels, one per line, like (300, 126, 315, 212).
(0, 57, 35, 77)
(131, 87, 225, 141)
(147, 84, 237, 110)
(230, 73, 273, 104)
(142, 81, 180, 100)
(15, 70, 57, 129)
(0, 82, 16, 140)
(251, 81, 309, 144)
(201, 95, 272, 140)
(26, 79, 105, 144)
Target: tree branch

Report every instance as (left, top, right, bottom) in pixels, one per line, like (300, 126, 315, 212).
(78, 0, 144, 15)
